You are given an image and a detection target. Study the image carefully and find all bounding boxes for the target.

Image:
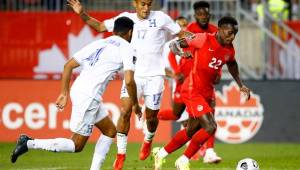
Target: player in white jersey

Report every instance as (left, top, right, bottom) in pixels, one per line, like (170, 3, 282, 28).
(67, 0, 190, 169)
(10, 17, 142, 170)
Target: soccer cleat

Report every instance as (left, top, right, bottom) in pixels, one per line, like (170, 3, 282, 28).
(175, 157, 190, 170)
(139, 140, 152, 160)
(11, 134, 33, 163)
(113, 153, 126, 170)
(152, 147, 166, 170)
(203, 148, 222, 164)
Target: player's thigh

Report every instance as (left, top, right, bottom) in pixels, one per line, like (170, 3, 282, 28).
(172, 102, 186, 117)
(186, 117, 202, 137)
(120, 79, 143, 100)
(70, 97, 104, 137)
(143, 76, 164, 110)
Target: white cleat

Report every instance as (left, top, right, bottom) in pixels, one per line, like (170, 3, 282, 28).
(152, 147, 165, 170)
(203, 148, 222, 164)
(175, 157, 190, 170)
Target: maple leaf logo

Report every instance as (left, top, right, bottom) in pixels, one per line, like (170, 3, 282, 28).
(215, 81, 264, 144)
(34, 26, 103, 79)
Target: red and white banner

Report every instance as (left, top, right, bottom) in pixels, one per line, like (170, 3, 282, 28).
(0, 11, 119, 79)
(0, 80, 172, 142)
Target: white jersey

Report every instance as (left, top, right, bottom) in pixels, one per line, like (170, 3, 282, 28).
(70, 35, 135, 100)
(104, 11, 181, 77)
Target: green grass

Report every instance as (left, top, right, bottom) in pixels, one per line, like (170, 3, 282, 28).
(1, 142, 300, 170)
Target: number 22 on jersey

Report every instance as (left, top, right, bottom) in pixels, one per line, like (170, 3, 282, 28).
(208, 57, 222, 69)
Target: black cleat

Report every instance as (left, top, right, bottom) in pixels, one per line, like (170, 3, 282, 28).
(11, 134, 33, 163)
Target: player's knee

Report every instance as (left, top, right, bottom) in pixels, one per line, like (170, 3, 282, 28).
(205, 122, 217, 135)
(186, 128, 197, 138)
(103, 126, 117, 138)
(74, 143, 85, 152)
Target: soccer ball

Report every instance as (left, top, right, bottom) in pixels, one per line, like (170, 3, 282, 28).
(236, 158, 259, 170)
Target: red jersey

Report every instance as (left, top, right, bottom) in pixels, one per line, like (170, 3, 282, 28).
(186, 22, 218, 34)
(168, 23, 218, 77)
(181, 33, 235, 99)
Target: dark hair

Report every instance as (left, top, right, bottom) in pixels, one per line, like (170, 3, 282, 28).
(193, 1, 210, 11)
(175, 16, 187, 21)
(218, 16, 238, 28)
(113, 17, 134, 35)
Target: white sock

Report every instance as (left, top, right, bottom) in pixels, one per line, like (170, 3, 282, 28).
(143, 128, 155, 142)
(157, 147, 169, 159)
(116, 133, 127, 154)
(90, 135, 113, 170)
(27, 138, 75, 152)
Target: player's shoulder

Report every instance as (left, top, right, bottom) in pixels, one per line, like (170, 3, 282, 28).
(118, 11, 136, 19)
(208, 24, 218, 32)
(150, 10, 170, 19)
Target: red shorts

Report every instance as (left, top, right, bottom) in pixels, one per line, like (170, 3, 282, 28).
(181, 93, 214, 118)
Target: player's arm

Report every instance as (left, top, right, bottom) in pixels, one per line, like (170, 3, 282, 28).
(67, 0, 107, 32)
(56, 58, 80, 111)
(124, 70, 142, 119)
(227, 60, 251, 100)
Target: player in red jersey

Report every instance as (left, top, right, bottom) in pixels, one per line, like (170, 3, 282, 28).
(153, 16, 251, 170)
(157, 1, 221, 163)
(186, 1, 217, 34)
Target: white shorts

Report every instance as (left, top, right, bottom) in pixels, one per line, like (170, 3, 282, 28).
(69, 93, 108, 136)
(120, 76, 164, 110)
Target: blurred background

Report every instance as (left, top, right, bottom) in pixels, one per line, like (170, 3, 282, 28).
(0, 0, 299, 147)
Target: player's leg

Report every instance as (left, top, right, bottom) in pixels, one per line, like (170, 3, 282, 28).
(140, 107, 159, 160)
(175, 113, 217, 170)
(113, 81, 136, 170)
(90, 103, 117, 170)
(157, 102, 186, 120)
(140, 76, 164, 160)
(153, 114, 202, 170)
(157, 83, 185, 120)
(202, 99, 221, 163)
(11, 97, 101, 163)
(91, 117, 116, 170)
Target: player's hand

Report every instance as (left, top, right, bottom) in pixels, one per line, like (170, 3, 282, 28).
(67, 0, 83, 15)
(169, 40, 184, 56)
(132, 104, 142, 120)
(55, 94, 68, 111)
(240, 85, 251, 101)
(175, 73, 185, 84)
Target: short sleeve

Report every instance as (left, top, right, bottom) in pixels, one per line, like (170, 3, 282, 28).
(121, 45, 135, 71)
(227, 47, 236, 62)
(186, 33, 207, 49)
(104, 12, 131, 32)
(73, 40, 103, 65)
(162, 13, 181, 35)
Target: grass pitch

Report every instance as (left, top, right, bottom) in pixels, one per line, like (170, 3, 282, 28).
(1, 142, 300, 170)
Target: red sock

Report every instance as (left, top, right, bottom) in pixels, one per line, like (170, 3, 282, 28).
(184, 129, 212, 159)
(164, 129, 190, 153)
(157, 109, 178, 120)
(205, 135, 215, 149)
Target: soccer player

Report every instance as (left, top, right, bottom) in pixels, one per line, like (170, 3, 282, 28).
(67, 0, 188, 169)
(10, 17, 142, 170)
(154, 16, 251, 170)
(157, 1, 221, 163)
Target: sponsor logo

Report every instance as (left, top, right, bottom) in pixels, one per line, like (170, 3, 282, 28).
(215, 81, 264, 144)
